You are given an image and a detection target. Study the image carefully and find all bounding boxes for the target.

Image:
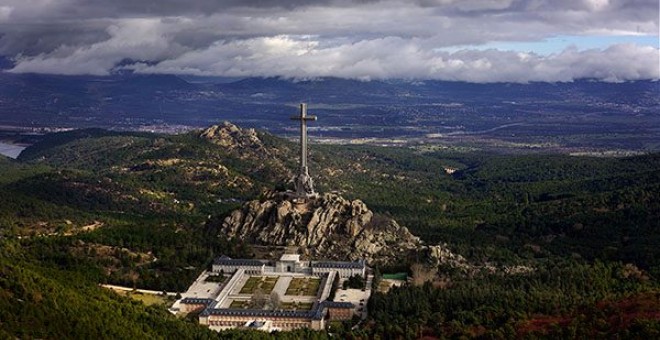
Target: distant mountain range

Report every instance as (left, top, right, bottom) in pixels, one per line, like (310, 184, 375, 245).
(1, 71, 658, 152)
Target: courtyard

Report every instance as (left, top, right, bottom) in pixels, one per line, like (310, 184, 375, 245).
(285, 277, 321, 296)
(239, 276, 279, 294)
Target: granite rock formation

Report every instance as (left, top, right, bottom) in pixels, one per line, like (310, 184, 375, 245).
(221, 192, 467, 266)
(200, 122, 292, 182)
(200, 122, 266, 156)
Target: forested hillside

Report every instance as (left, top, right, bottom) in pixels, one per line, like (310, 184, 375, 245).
(1, 125, 659, 337)
(0, 241, 219, 339)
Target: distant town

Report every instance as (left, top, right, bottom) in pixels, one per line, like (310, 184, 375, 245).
(0, 75, 658, 155)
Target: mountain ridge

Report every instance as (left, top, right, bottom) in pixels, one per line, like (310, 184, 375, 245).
(1, 72, 658, 153)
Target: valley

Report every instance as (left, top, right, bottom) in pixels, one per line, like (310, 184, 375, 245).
(2, 0, 658, 337)
(0, 123, 658, 337)
(1, 75, 658, 154)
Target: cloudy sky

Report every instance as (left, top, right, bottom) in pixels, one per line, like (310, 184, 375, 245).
(0, 0, 658, 82)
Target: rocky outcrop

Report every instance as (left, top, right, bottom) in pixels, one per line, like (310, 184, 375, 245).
(201, 122, 292, 181)
(220, 192, 467, 266)
(201, 122, 268, 157)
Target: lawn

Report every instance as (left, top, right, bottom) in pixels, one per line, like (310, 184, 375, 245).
(377, 279, 405, 293)
(204, 274, 226, 283)
(239, 276, 279, 294)
(377, 281, 392, 293)
(104, 286, 174, 306)
(262, 276, 278, 292)
(285, 277, 321, 296)
(304, 278, 321, 295)
(126, 292, 174, 306)
(229, 300, 250, 309)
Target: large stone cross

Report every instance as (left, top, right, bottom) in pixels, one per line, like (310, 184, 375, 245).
(290, 103, 317, 198)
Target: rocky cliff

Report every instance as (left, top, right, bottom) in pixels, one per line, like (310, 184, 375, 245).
(221, 192, 466, 266)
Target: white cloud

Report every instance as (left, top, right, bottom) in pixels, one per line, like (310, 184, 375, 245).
(2, 0, 659, 81)
(121, 36, 658, 82)
(0, 7, 13, 23)
(10, 18, 185, 75)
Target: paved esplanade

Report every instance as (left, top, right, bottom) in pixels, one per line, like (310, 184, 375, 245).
(290, 103, 317, 198)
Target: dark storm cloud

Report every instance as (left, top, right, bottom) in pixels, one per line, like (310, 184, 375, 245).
(3, 0, 346, 21)
(0, 22, 110, 56)
(1, 0, 658, 82)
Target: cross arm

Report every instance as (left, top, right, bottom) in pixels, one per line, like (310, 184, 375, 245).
(290, 115, 318, 121)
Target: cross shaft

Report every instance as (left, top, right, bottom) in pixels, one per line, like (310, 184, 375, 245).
(290, 103, 317, 170)
(290, 103, 317, 198)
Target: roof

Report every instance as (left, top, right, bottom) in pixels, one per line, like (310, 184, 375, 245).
(321, 301, 355, 309)
(214, 255, 365, 270)
(279, 254, 301, 262)
(214, 256, 270, 267)
(201, 301, 330, 320)
(311, 260, 365, 269)
(199, 299, 357, 321)
(202, 308, 315, 319)
(180, 298, 215, 306)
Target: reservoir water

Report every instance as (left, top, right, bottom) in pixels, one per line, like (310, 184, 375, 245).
(0, 142, 27, 159)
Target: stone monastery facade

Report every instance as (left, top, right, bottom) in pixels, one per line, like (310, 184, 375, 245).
(212, 254, 366, 278)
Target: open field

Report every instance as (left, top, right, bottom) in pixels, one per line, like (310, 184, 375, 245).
(128, 292, 175, 306)
(103, 285, 176, 306)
